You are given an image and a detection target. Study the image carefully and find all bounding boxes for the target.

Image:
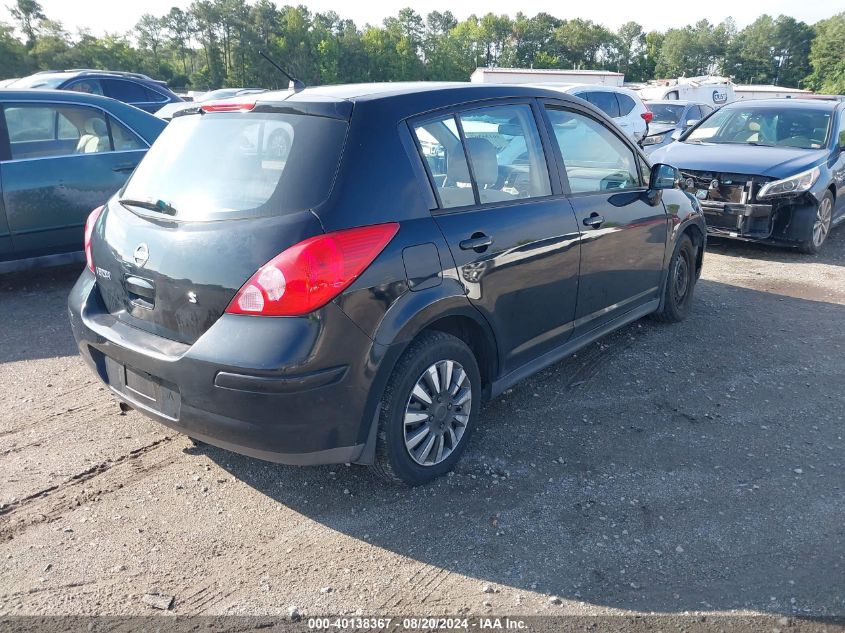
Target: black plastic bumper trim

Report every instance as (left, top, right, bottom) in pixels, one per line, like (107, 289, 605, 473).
(213, 365, 348, 394)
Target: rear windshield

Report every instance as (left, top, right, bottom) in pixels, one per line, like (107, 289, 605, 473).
(120, 111, 347, 221)
(648, 103, 685, 124)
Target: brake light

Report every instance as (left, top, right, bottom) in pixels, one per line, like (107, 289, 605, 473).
(226, 223, 400, 316)
(641, 111, 654, 123)
(200, 101, 256, 113)
(84, 205, 104, 273)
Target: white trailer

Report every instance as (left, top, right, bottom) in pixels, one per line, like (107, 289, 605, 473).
(470, 67, 624, 87)
(734, 84, 813, 100)
(637, 76, 735, 106)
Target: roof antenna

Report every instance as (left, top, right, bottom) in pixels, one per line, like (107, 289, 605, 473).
(259, 51, 305, 92)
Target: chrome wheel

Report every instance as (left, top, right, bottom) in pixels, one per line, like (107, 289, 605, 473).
(813, 197, 832, 248)
(403, 360, 471, 467)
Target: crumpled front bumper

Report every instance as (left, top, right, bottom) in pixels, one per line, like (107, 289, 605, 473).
(700, 200, 775, 240)
(701, 195, 820, 245)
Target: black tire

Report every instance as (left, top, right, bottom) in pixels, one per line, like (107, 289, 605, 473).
(371, 331, 481, 486)
(652, 234, 696, 323)
(798, 192, 833, 255)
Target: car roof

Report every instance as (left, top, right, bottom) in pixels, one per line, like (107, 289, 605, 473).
(645, 99, 701, 106)
(724, 98, 840, 111)
(526, 83, 640, 95)
(250, 82, 589, 105)
(0, 88, 127, 105)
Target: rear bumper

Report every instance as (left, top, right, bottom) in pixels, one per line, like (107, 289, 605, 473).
(68, 271, 388, 465)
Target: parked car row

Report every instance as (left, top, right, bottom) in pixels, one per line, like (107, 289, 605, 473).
(0, 70, 842, 485)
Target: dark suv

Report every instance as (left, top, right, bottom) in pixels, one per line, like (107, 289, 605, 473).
(8, 70, 182, 114)
(68, 83, 706, 485)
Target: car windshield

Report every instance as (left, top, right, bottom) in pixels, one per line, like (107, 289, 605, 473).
(9, 75, 65, 89)
(685, 106, 831, 149)
(120, 111, 348, 221)
(647, 103, 685, 125)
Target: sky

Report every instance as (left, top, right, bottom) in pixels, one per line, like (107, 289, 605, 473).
(0, 0, 841, 37)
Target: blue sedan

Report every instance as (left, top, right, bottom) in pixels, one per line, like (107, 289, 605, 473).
(0, 90, 166, 272)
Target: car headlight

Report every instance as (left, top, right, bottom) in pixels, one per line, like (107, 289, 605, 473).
(641, 134, 665, 146)
(757, 166, 820, 198)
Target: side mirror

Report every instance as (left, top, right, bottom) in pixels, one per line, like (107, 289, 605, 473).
(649, 163, 681, 191)
(684, 119, 700, 129)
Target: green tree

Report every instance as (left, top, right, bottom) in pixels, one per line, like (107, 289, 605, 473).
(8, 0, 44, 47)
(136, 14, 165, 68)
(806, 13, 845, 93)
(0, 21, 31, 77)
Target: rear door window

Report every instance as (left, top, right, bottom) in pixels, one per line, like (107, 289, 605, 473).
(66, 79, 104, 95)
(144, 87, 169, 103)
(617, 93, 636, 117)
(102, 79, 148, 103)
(120, 111, 348, 221)
(2, 104, 112, 159)
(457, 104, 551, 203)
(584, 91, 621, 118)
(109, 115, 146, 151)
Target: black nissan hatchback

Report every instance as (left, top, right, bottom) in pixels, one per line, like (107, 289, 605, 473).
(69, 82, 706, 485)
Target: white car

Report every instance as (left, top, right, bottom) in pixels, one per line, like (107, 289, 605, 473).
(531, 83, 652, 143)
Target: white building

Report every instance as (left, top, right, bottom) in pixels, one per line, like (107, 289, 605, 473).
(734, 84, 813, 100)
(470, 67, 624, 87)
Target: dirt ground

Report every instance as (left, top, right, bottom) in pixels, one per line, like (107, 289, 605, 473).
(1, 228, 843, 622)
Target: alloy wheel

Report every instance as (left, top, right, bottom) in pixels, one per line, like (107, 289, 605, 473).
(813, 197, 832, 248)
(403, 360, 471, 467)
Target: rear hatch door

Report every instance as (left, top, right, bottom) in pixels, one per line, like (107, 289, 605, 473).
(90, 103, 350, 345)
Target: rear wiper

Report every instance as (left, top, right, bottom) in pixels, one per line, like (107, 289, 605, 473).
(118, 198, 178, 216)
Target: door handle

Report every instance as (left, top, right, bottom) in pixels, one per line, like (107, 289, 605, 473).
(583, 213, 605, 228)
(113, 164, 137, 173)
(459, 234, 493, 251)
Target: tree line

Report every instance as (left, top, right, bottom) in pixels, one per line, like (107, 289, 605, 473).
(2, 0, 844, 94)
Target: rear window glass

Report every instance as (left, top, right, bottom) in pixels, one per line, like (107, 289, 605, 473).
(583, 91, 621, 118)
(617, 93, 636, 116)
(120, 111, 347, 221)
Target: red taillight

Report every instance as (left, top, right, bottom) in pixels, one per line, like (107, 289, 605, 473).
(200, 101, 256, 113)
(226, 223, 400, 317)
(641, 111, 653, 123)
(84, 205, 104, 273)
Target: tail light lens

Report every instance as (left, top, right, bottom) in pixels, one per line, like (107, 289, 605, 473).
(226, 223, 400, 316)
(641, 111, 654, 123)
(200, 101, 256, 113)
(84, 205, 104, 273)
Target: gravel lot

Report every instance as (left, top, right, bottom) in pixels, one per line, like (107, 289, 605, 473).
(1, 228, 843, 621)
